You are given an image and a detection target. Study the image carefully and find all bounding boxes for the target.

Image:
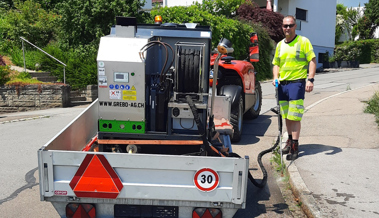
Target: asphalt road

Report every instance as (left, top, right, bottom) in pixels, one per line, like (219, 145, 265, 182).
(0, 65, 378, 217)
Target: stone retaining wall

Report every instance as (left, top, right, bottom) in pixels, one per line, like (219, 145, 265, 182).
(73, 85, 98, 102)
(0, 85, 71, 112)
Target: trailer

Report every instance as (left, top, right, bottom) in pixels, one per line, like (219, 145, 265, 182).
(38, 17, 262, 218)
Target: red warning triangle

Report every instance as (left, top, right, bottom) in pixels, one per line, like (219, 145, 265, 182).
(69, 154, 123, 199)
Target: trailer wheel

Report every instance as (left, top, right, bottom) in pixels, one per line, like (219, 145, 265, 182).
(231, 94, 243, 142)
(244, 81, 262, 120)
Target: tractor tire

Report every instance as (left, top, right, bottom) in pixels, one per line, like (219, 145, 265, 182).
(231, 94, 243, 142)
(244, 81, 262, 120)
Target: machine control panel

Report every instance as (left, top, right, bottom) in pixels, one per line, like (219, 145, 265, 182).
(114, 72, 129, 83)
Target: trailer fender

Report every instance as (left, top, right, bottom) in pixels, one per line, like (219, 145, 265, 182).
(220, 85, 242, 108)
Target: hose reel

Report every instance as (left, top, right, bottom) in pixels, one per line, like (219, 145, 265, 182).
(174, 42, 206, 101)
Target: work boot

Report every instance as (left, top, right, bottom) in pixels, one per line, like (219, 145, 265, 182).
(286, 141, 299, 161)
(282, 139, 292, 154)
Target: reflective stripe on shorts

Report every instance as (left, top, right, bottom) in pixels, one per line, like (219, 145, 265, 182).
(279, 99, 304, 121)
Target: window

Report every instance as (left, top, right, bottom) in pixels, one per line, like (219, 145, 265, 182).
(296, 8, 307, 21)
(318, 53, 325, 63)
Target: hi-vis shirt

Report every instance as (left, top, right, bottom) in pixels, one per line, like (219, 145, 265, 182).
(272, 35, 316, 81)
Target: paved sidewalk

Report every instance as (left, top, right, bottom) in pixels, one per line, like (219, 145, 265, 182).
(284, 82, 379, 217)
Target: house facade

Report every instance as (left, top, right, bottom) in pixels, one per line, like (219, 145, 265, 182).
(255, 0, 337, 68)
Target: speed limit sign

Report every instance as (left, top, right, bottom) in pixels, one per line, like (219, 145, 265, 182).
(194, 168, 219, 192)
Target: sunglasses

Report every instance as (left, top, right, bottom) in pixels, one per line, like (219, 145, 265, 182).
(282, 24, 295, 28)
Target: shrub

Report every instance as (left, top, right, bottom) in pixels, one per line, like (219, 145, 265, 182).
(9, 46, 44, 70)
(248, 22, 274, 81)
(0, 65, 11, 85)
(335, 39, 379, 63)
(365, 91, 379, 127)
(5, 78, 44, 86)
(38, 43, 97, 89)
(237, 1, 284, 43)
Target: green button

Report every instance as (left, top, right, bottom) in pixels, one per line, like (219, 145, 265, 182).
(131, 72, 135, 76)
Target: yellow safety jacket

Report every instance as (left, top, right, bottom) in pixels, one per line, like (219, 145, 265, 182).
(272, 35, 315, 81)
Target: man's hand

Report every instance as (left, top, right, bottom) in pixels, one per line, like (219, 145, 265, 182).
(305, 81, 314, 92)
(272, 79, 279, 86)
(272, 65, 280, 86)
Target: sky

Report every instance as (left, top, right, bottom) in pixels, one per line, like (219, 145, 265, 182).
(336, 0, 369, 7)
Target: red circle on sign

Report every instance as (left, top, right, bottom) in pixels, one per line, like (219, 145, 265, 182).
(194, 168, 219, 192)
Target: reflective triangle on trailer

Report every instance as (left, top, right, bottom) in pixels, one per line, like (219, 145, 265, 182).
(69, 154, 123, 199)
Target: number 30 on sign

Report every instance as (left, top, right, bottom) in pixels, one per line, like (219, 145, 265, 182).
(194, 168, 219, 192)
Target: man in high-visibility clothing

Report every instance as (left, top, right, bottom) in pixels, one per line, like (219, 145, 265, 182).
(272, 15, 316, 160)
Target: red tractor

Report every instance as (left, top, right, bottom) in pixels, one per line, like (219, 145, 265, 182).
(210, 33, 262, 142)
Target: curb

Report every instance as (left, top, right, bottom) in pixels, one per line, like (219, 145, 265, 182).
(285, 158, 322, 218)
(0, 115, 49, 124)
(277, 133, 322, 218)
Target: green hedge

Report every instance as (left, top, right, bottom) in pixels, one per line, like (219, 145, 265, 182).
(335, 39, 379, 63)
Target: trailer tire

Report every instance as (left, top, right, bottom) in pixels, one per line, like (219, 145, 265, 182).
(231, 94, 243, 142)
(244, 81, 262, 120)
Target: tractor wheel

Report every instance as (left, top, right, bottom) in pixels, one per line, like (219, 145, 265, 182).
(244, 81, 262, 120)
(231, 94, 243, 142)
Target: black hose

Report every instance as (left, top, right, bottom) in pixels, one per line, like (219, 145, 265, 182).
(140, 41, 175, 84)
(230, 135, 280, 188)
(185, 95, 218, 156)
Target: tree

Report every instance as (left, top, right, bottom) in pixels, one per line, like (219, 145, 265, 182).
(336, 3, 361, 41)
(237, 1, 284, 43)
(362, 0, 379, 38)
(0, 0, 59, 48)
(57, 0, 147, 48)
(355, 15, 374, 39)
